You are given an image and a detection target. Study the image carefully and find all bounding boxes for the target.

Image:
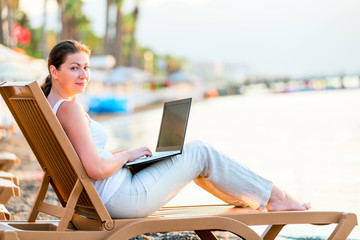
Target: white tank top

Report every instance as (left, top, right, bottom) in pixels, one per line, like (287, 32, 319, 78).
(52, 100, 126, 204)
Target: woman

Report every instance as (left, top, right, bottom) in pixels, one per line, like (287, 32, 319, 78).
(42, 40, 310, 218)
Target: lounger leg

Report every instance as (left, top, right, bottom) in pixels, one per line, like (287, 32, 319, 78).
(0, 187, 16, 205)
(261, 225, 285, 240)
(57, 179, 84, 231)
(28, 174, 50, 222)
(328, 213, 358, 240)
(195, 230, 218, 240)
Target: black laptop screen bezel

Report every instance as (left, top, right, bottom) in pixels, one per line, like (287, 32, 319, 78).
(155, 98, 192, 152)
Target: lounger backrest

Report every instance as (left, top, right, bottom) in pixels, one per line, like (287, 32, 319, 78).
(0, 81, 112, 227)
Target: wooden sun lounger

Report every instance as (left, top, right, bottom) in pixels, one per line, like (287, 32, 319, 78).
(0, 179, 20, 205)
(0, 204, 10, 220)
(0, 152, 20, 172)
(0, 151, 21, 220)
(0, 80, 357, 240)
(0, 178, 21, 221)
(0, 171, 19, 185)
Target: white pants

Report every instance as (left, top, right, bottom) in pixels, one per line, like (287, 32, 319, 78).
(105, 140, 272, 218)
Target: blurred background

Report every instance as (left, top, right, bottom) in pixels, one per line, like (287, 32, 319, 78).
(0, 0, 360, 116)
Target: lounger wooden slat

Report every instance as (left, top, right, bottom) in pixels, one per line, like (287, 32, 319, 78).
(0, 152, 20, 172)
(0, 80, 357, 240)
(0, 171, 19, 185)
(0, 204, 10, 220)
(0, 179, 20, 205)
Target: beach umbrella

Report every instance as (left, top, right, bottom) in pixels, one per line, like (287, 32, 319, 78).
(89, 69, 111, 83)
(168, 71, 201, 83)
(104, 67, 152, 84)
(0, 44, 30, 61)
(0, 59, 47, 82)
(0, 44, 47, 82)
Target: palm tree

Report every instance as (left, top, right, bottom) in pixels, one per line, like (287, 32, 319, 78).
(42, 0, 48, 58)
(5, 0, 16, 47)
(4, 0, 19, 47)
(128, 1, 139, 67)
(0, 0, 4, 45)
(104, 0, 112, 55)
(56, 0, 66, 39)
(114, 0, 123, 66)
(56, 0, 89, 40)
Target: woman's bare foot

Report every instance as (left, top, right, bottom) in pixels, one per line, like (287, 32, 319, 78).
(267, 185, 311, 211)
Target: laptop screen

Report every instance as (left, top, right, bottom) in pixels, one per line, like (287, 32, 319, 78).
(156, 98, 192, 152)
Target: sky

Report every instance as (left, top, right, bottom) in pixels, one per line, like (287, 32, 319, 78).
(20, 0, 360, 77)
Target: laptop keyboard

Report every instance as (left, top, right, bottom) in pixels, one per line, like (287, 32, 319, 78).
(139, 151, 178, 161)
(126, 151, 180, 166)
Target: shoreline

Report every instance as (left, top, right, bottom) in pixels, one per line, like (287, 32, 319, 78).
(89, 101, 164, 122)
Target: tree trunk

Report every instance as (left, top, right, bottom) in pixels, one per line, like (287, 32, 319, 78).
(5, 0, 13, 47)
(114, 2, 123, 66)
(56, 0, 66, 40)
(42, 0, 47, 58)
(0, 0, 4, 45)
(129, 4, 138, 67)
(57, 0, 79, 40)
(104, 0, 112, 54)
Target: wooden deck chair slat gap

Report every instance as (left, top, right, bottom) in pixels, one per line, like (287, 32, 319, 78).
(22, 82, 111, 225)
(9, 99, 78, 205)
(12, 100, 54, 172)
(27, 99, 94, 208)
(30, 101, 78, 187)
(22, 99, 76, 206)
(19, 99, 75, 200)
(17, 98, 90, 208)
(20, 100, 66, 184)
(26, 99, 74, 189)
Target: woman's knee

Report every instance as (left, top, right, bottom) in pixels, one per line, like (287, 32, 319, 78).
(184, 140, 208, 152)
(182, 140, 212, 163)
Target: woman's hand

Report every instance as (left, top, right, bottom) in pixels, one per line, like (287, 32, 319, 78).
(125, 147, 152, 162)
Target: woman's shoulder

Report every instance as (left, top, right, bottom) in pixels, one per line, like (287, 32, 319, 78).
(59, 100, 84, 112)
(57, 101, 86, 120)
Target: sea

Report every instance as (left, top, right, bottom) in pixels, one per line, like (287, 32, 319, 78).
(99, 87, 360, 239)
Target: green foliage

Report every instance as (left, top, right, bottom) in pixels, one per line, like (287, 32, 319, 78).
(11, 8, 40, 58)
(81, 30, 103, 56)
(114, 0, 124, 6)
(17, 27, 42, 58)
(12, 0, 187, 71)
(164, 55, 185, 74)
(13, 8, 29, 28)
(64, 0, 89, 25)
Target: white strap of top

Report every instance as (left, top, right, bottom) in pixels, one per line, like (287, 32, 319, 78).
(52, 99, 67, 115)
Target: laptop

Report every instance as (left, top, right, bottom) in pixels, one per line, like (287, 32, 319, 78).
(125, 98, 192, 170)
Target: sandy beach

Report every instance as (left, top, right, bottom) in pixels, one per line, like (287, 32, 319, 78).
(2, 87, 360, 239)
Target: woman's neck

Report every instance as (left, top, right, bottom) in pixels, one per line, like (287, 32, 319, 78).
(47, 89, 76, 108)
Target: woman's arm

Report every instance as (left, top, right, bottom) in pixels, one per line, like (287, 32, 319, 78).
(56, 101, 151, 180)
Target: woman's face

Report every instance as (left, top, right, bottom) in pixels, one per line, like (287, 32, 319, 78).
(51, 51, 90, 98)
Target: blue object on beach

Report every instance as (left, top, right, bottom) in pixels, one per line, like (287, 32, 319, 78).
(88, 96, 132, 114)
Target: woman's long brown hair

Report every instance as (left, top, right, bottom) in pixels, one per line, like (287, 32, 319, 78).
(41, 40, 91, 97)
